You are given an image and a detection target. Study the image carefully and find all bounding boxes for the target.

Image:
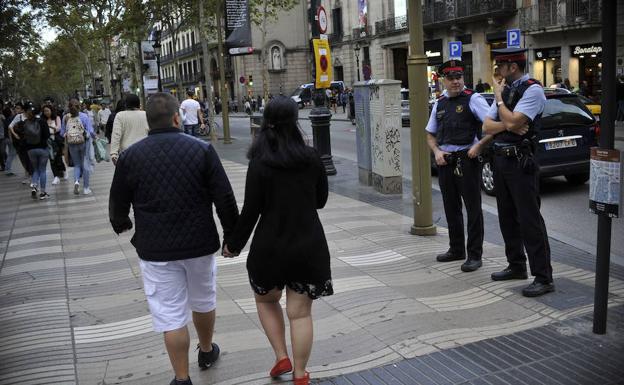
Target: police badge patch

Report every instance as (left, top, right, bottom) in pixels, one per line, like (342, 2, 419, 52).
(456, 105, 463, 113)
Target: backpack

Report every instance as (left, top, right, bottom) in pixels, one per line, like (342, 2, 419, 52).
(65, 115, 85, 144)
(24, 120, 42, 145)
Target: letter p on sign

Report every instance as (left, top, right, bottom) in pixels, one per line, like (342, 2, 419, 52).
(449, 41, 462, 60)
(507, 29, 521, 48)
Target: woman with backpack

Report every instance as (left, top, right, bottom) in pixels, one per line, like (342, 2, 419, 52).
(21, 105, 51, 199)
(62, 98, 96, 195)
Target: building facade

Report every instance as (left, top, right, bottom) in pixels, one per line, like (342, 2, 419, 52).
(154, 0, 615, 104)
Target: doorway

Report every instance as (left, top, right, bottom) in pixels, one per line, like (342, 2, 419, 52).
(393, 48, 408, 88)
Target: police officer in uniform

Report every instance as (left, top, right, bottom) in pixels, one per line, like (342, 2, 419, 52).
(483, 48, 554, 297)
(426, 60, 492, 272)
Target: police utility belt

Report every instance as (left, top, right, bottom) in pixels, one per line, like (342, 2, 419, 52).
(444, 150, 471, 177)
(493, 139, 539, 174)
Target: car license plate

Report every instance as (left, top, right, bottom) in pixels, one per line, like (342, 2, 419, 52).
(545, 139, 577, 150)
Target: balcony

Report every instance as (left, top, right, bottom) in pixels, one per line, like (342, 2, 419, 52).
(375, 15, 408, 36)
(423, 0, 516, 26)
(181, 73, 205, 84)
(162, 77, 175, 85)
(519, 0, 601, 32)
(327, 33, 343, 46)
(352, 26, 373, 40)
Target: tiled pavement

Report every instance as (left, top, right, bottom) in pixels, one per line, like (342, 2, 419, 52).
(1, 135, 623, 385)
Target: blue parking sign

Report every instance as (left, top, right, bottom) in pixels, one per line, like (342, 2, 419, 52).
(507, 29, 521, 48)
(449, 41, 462, 59)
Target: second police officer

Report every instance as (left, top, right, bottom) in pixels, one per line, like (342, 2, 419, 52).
(483, 48, 554, 297)
(426, 60, 492, 273)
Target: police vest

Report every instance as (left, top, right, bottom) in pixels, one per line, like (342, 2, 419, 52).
(495, 78, 543, 143)
(435, 89, 480, 146)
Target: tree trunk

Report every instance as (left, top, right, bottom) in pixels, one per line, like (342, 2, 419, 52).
(199, 0, 218, 141)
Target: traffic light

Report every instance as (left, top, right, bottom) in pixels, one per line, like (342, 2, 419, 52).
(249, 75, 253, 86)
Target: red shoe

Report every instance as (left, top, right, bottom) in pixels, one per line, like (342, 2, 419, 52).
(269, 357, 292, 378)
(293, 371, 310, 385)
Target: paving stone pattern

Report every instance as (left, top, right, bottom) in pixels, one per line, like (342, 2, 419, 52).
(0, 137, 623, 385)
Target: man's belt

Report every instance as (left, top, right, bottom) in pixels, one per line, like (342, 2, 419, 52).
(493, 144, 520, 157)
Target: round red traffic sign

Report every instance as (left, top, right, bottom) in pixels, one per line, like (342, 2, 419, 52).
(320, 55, 328, 71)
(239, 76, 246, 84)
(317, 6, 328, 34)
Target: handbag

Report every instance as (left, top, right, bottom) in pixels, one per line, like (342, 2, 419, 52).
(94, 137, 109, 162)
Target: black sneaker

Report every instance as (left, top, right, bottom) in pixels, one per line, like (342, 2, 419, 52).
(31, 186, 38, 199)
(522, 280, 555, 297)
(197, 342, 220, 369)
(169, 377, 192, 385)
(39, 192, 50, 200)
(461, 259, 482, 272)
(436, 250, 465, 262)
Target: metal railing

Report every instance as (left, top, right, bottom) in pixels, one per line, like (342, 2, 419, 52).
(519, 0, 601, 31)
(352, 26, 373, 40)
(327, 33, 343, 45)
(162, 77, 175, 85)
(423, 0, 516, 25)
(375, 15, 408, 36)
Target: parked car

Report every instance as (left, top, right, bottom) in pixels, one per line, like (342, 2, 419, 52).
(576, 94, 601, 121)
(290, 81, 346, 109)
(477, 93, 598, 195)
(401, 88, 410, 127)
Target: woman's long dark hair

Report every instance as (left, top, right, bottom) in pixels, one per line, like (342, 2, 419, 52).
(247, 96, 313, 168)
(42, 105, 57, 120)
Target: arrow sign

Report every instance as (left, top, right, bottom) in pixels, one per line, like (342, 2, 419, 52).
(507, 29, 521, 48)
(449, 41, 462, 60)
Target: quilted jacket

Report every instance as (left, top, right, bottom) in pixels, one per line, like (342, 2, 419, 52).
(109, 127, 239, 261)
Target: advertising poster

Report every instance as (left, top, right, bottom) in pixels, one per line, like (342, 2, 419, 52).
(141, 41, 159, 95)
(225, 0, 252, 49)
(313, 38, 332, 89)
(589, 148, 622, 218)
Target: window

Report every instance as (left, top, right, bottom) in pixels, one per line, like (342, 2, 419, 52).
(191, 31, 195, 46)
(193, 60, 197, 73)
(332, 8, 343, 37)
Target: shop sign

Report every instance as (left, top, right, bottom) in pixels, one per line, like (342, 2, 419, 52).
(424, 39, 443, 66)
(572, 44, 602, 56)
(535, 47, 561, 60)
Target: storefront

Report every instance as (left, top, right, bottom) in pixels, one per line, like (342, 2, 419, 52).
(533, 47, 562, 87)
(424, 39, 442, 96)
(570, 43, 602, 100)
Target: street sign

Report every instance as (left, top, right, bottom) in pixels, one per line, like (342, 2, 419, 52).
(228, 47, 254, 56)
(313, 38, 332, 88)
(239, 76, 246, 84)
(507, 29, 521, 48)
(449, 41, 462, 60)
(318, 6, 328, 34)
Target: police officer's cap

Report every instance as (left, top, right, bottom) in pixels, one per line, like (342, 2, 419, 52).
(492, 47, 527, 65)
(438, 60, 464, 77)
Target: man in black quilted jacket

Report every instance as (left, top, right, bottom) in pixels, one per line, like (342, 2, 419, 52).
(109, 92, 239, 385)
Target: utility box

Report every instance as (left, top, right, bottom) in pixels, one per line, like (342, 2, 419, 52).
(369, 79, 402, 194)
(354, 81, 373, 185)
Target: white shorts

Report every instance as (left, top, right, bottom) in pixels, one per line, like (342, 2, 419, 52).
(139, 255, 217, 332)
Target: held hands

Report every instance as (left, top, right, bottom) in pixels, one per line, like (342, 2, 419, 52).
(222, 244, 239, 258)
(434, 149, 451, 166)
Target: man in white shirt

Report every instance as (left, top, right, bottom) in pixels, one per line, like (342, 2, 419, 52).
(98, 103, 111, 134)
(180, 90, 205, 137)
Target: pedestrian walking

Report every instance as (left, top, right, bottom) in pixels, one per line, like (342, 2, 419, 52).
(109, 92, 239, 385)
(8, 102, 34, 183)
(483, 48, 554, 297)
(475, 79, 485, 93)
(98, 103, 111, 134)
(20, 104, 51, 199)
(180, 90, 205, 137)
(62, 98, 96, 195)
(110, 94, 149, 165)
(426, 60, 491, 272)
(223, 96, 333, 385)
(2, 105, 17, 175)
(41, 105, 65, 185)
(340, 90, 347, 113)
(106, 100, 125, 143)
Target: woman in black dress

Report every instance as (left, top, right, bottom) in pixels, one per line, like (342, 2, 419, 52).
(224, 96, 333, 385)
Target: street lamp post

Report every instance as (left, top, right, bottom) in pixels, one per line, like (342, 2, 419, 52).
(116, 64, 123, 100)
(354, 43, 361, 82)
(152, 31, 162, 92)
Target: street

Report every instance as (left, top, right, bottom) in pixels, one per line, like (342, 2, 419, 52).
(225, 112, 624, 266)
